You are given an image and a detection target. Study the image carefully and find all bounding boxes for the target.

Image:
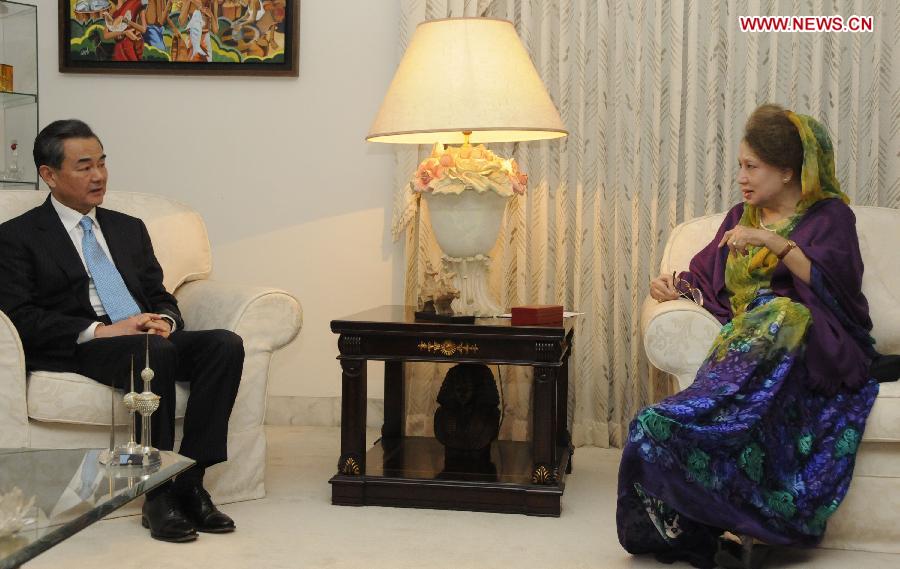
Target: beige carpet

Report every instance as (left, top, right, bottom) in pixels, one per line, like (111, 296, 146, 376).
(27, 427, 900, 569)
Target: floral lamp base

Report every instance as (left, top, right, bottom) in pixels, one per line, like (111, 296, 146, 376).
(415, 142, 528, 318)
(444, 254, 503, 316)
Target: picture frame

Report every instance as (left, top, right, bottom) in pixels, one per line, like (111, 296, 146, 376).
(59, 0, 299, 76)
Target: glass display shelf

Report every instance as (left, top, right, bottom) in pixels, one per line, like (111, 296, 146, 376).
(0, 1, 34, 19)
(0, 178, 37, 187)
(0, 92, 36, 108)
(0, 0, 38, 190)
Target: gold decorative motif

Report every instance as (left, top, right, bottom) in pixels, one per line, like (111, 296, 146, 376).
(338, 456, 361, 475)
(417, 339, 479, 357)
(531, 465, 558, 485)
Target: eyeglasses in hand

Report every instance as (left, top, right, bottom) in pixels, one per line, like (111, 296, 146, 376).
(672, 271, 704, 307)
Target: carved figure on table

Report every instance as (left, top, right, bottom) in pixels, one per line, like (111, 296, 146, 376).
(417, 259, 459, 315)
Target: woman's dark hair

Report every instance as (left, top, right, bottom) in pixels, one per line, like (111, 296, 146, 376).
(33, 119, 103, 170)
(743, 103, 803, 179)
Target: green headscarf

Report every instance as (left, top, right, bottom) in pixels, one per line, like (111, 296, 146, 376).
(743, 110, 849, 229)
(731, 111, 849, 314)
(785, 111, 849, 212)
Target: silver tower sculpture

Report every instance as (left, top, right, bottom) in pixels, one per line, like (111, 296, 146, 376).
(104, 356, 146, 466)
(134, 334, 162, 467)
(100, 348, 162, 468)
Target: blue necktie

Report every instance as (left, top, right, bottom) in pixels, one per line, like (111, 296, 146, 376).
(80, 216, 141, 322)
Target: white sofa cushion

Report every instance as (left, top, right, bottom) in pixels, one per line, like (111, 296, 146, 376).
(101, 192, 212, 292)
(27, 371, 189, 425)
(659, 212, 726, 276)
(855, 207, 900, 354)
(863, 381, 900, 442)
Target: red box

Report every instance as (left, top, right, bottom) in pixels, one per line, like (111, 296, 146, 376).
(510, 304, 564, 326)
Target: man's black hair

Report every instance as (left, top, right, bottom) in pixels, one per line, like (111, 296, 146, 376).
(33, 119, 103, 170)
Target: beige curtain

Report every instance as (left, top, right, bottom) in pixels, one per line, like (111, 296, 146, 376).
(394, 0, 900, 447)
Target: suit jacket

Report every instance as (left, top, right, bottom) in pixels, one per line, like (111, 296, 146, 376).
(0, 196, 183, 372)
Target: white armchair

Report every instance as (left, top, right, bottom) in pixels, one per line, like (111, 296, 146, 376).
(642, 206, 900, 553)
(0, 191, 302, 504)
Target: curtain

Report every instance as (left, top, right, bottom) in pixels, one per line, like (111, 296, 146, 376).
(393, 0, 900, 447)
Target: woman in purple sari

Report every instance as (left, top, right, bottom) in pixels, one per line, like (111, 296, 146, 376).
(616, 104, 879, 569)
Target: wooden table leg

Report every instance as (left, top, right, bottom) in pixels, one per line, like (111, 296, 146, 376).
(531, 366, 559, 484)
(557, 357, 574, 473)
(382, 360, 405, 439)
(556, 357, 569, 445)
(338, 359, 367, 475)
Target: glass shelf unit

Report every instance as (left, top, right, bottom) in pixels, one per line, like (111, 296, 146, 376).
(0, 0, 38, 189)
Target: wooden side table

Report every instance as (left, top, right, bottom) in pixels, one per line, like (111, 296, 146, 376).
(329, 305, 575, 516)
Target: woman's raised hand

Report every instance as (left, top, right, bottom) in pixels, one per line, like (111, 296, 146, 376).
(718, 226, 775, 255)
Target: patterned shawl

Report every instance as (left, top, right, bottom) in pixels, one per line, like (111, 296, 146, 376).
(681, 111, 873, 394)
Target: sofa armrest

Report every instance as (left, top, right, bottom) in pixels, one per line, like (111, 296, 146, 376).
(174, 280, 302, 352)
(641, 296, 721, 391)
(0, 310, 28, 447)
(174, 280, 301, 435)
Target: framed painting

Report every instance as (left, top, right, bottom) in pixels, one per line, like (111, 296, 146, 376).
(59, 0, 299, 76)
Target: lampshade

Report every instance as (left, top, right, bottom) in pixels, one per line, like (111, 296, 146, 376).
(367, 17, 567, 145)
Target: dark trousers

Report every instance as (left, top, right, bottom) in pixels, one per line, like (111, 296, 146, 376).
(76, 330, 244, 467)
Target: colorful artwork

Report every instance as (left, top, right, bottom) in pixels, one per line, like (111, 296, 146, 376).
(59, 0, 299, 76)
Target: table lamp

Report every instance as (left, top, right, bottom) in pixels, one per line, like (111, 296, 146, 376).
(368, 17, 567, 316)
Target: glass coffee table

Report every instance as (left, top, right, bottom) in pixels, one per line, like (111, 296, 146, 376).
(0, 448, 193, 569)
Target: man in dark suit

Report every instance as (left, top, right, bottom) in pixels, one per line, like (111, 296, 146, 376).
(0, 119, 243, 543)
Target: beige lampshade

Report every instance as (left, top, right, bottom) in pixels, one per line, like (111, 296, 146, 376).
(367, 17, 567, 145)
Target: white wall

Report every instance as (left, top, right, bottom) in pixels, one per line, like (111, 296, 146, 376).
(32, 0, 404, 399)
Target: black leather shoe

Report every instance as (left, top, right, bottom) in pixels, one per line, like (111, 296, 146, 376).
(175, 483, 235, 533)
(141, 490, 198, 543)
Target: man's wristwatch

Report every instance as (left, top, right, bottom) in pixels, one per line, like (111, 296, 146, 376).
(159, 314, 176, 332)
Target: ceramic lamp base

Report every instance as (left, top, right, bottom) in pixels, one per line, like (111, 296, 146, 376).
(424, 190, 510, 317)
(444, 254, 503, 316)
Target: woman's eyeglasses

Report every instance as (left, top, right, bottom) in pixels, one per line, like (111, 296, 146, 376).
(673, 271, 704, 307)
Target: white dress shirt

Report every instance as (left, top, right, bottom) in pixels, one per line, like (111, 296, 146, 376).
(50, 196, 174, 342)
